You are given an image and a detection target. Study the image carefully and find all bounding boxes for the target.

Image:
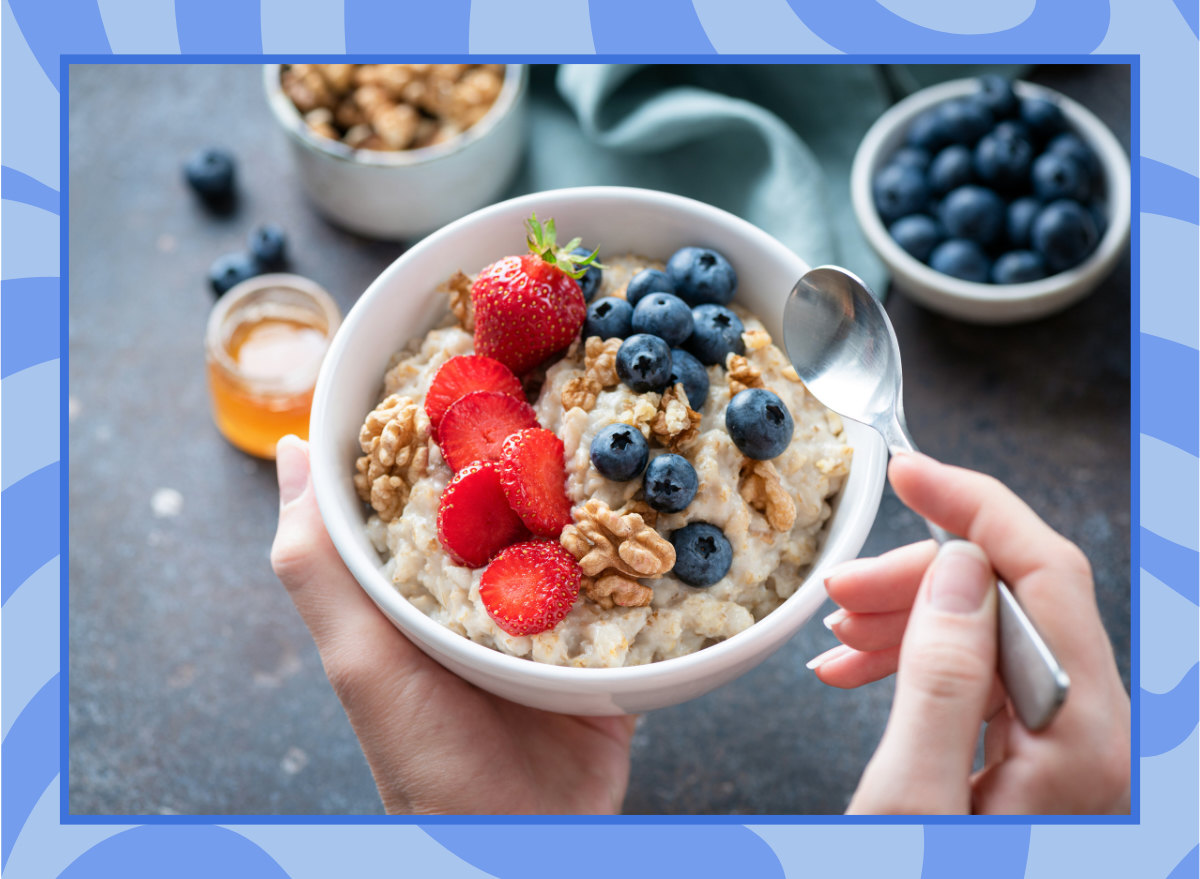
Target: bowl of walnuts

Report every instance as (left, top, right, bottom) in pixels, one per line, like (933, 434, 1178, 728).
(264, 64, 529, 240)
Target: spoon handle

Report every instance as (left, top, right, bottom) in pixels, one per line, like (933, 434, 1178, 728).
(884, 419, 1070, 731)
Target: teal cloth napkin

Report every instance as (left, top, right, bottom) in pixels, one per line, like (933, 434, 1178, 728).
(505, 64, 1029, 298)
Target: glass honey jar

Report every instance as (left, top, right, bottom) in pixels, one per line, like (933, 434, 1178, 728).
(205, 274, 341, 459)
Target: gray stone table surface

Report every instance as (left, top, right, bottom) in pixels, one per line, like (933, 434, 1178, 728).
(68, 63, 1130, 816)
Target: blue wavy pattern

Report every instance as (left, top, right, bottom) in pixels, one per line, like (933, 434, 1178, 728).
(1, 674, 59, 870)
(589, 0, 716, 53)
(1141, 333, 1200, 456)
(921, 826, 1031, 878)
(421, 825, 783, 878)
(1142, 527, 1200, 606)
(1, 278, 60, 379)
(174, 0, 262, 54)
(1141, 157, 1200, 225)
(1141, 663, 1200, 757)
(1171, 0, 1200, 38)
(1, 165, 60, 215)
(5, 0, 109, 90)
(783, 0, 1108, 53)
(0, 463, 60, 605)
(58, 826, 292, 878)
(1167, 844, 1200, 879)
(344, 0, 470, 54)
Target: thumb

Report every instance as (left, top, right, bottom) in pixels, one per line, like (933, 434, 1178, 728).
(848, 541, 998, 814)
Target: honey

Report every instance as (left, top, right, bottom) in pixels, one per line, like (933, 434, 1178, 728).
(205, 275, 341, 459)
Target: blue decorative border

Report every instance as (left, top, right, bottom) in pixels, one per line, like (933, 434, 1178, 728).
(3, 1, 1196, 875)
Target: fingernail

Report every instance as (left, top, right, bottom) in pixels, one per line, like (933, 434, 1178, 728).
(806, 643, 851, 670)
(823, 608, 849, 630)
(929, 540, 993, 614)
(276, 435, 310, 507)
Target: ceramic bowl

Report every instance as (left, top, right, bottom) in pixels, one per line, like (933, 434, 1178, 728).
(851, 78, 1131, 324)
(309, 186, 887, 715)
(263, 64, 528, 240)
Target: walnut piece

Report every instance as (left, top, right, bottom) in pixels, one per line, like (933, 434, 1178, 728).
(560, 499, 675, 579)
(582, 573, 654, 610)
(650, 383, 701, 452)
(439, 270, 474, 331)
(742, 329, 772, 351)
(560, 337, 621, 412)
(727, 353, 765, 397)
(739, 458, 797, 532)
(353, 395, 430, 522)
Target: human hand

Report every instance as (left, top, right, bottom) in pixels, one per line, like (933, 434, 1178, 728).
(269, 435, 635, 815)
(809, 452, 1130, 815)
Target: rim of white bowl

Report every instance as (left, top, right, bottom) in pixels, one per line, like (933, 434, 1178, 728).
(850, 78, 1132, 306)
(263, 64, 528, 167)
(310, 186, 887, 688)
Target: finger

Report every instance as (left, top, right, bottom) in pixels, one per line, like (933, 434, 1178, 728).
(847, 541, 998, 814)
(824, 608, 910, 653)
(808, 645, 900, 689)
(270, 436, 434, 684)
(824, 540, 939, 613)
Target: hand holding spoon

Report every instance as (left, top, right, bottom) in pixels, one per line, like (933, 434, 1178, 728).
(782, 265, 1069, 731)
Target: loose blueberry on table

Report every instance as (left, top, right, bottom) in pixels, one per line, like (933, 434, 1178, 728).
(184, 146, 236, 208)
(249, 223, 289, 271)
(208, 252, 261, 296)
(874, 76, 1107, 285)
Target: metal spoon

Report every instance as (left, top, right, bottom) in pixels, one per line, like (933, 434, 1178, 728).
(783, 265, 1069, 731)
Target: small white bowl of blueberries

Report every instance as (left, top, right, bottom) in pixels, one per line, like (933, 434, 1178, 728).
(851, 75, 1130, 324)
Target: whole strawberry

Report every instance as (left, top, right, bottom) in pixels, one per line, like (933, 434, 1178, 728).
(471, 214, 598, 375)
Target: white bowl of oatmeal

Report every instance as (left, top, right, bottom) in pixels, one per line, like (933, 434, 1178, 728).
(309, 187, 887, 715)
(263, 64, 528, 240)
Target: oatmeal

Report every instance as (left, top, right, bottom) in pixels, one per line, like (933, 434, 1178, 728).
(356, 221, 852, 668)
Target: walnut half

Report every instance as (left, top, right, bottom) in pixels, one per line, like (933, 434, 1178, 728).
(739, 458, 797, 532)
(560, 499, 675, 579)
(582, 573, 653, 610)
(353, 395, 430, 522)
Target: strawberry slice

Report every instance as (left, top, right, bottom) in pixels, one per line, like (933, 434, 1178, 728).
(437, 461, 529, 568)
(479, 540, 582, 636)
(438, 390, 539, 472)
(425, 355, 524, 439)
(499, 428, 573, 538)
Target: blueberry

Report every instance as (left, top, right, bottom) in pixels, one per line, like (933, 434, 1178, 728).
(1019, 97, 1067, 145)
(973, 128, 1032, 192)
(938, 185, 1006, 246)
(667, 348, 710, 410)
(643, 454, 699, 513)
(184, 147, 236, 203)
(671, 523, 733, 587)
(993, 119, 1032, 143)
(891, 146, 932, 171)
(927, 145, 974, 197)
(936, 97, 993, 146)
(1047, 132, 1102, 183)
(686, 304, 745, 366)
(976, 75, 1018, 119)
(1031, 152, 1090, 203)
(1006, 197, 1042, 249)
(906, 107, 950, 153)
(726, 387, 794, 460)
(929, 239, 991, 283)
(590, 424, 649, 482)
(889, 214, 942, 263)
(991, 250, 1047, 284)
(248, 223, 288, 271)
(632, 292, 694, 348)
(625, 268, 675, 307)
(1031, 199, 1098, 273)
(873, 163, 929, 225)
(570, 247, 603, 302)
(665, 247, 738, 307)
(209, 252, 260, 296)
(616, 334, 673, 393)
(583, 297, 633, 341)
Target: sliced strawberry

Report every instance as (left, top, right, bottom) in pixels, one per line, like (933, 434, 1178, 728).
(437, 461, 529, 568)
(479, 540, 582, 636)
(425, 354, 524, 439)
(499, 428, 572, 538)
(438, 390, 540, 472)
